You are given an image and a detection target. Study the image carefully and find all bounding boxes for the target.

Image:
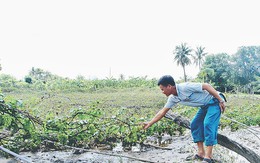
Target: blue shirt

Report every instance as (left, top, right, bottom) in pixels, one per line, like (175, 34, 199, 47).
(164, 83, 213, 109)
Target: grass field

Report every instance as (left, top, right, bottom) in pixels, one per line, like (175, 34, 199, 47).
(5, 88, 260, 128)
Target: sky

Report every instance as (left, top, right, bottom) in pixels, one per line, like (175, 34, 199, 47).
(0, 0, 260, 80)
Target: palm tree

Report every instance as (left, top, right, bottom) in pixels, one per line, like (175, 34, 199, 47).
(173, 43, 192, 82)
(193, 46, 207, 70)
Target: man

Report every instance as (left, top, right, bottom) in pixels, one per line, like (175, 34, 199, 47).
(143, 75, 225, 163)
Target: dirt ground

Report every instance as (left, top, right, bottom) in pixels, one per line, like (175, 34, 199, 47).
(1, 127, 259, 163)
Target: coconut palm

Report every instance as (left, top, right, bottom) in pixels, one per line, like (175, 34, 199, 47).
(193, 46, 207, 70)
(173, 43, 192, 82)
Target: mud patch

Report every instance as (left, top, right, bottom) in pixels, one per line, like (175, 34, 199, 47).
(1, 127, 259, 163)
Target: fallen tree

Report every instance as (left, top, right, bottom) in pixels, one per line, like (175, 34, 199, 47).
(164, 113, 260, 163)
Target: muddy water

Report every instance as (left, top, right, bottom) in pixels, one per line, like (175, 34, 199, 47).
(1, 127, 259, 163)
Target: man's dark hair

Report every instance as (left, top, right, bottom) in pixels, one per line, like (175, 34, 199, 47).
(157, 75, 175, 86)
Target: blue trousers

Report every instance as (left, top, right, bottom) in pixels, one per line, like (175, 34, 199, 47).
(190, 98, 221, 146)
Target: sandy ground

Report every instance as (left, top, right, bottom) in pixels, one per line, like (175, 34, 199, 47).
(1, 127, 259, 163)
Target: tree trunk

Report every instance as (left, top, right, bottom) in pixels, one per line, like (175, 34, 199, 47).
(182, 66, 187, 82)
(164, 113, 260, 163)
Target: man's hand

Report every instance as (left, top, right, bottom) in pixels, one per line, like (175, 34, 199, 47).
(142, 122, 151, 130)
(142, 108, 170, 130)
(219, 101, 225, 113)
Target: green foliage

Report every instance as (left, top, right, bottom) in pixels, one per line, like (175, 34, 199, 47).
(0, 70, 158, 93)
(0, 95, 39, 153)
(196, 46, 260, 92)
(24, 77, 32, 84)
(251, 76, 260, 94)
(0, 92, 182, 154)
(199, 53, 233, 91)
(220, 94, 260, 131)
(0, 74, 259, 155)
(198, 68, 214, 83)
(232, 46, 260, 85)
(0, 74, 19, 92)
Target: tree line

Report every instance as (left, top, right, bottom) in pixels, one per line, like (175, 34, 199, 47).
(173, 44, 260, 93)
(0, 45, 259, 93)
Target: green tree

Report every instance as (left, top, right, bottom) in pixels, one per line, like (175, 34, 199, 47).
(200, 53, 233, 91)
(232, 46, 260, 85)
(173, 43, 193, 82)
(0, 74, 18, 91)
(28, 67, 59, 83)
(25, 77, 32, 84)
(193, 46, 207, 70)
(251, 76, 260, 94)
(199, 68, 214, 83)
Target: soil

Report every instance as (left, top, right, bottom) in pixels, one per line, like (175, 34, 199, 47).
(1, 127, 259, 163)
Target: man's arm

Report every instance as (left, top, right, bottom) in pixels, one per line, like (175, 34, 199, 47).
(202, 83, 226, 113)
(143, 107, 170, 129)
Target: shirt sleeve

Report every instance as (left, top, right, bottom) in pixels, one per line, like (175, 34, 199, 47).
(164, 95, 180, 109)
